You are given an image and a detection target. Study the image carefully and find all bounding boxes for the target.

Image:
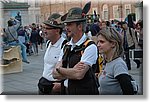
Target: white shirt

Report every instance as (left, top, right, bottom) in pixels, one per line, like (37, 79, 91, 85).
(42, 36, 65, 81)
(86, 31, 92, 39)
(39, 30, 43, 37)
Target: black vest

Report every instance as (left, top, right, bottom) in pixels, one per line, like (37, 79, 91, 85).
(62, 40, 99, 95)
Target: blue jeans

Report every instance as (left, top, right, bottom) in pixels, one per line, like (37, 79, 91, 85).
(32, 42, 38, 54)
(8, 40, 28, 62)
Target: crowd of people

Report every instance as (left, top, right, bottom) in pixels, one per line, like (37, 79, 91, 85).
(1, 1, 143, 95)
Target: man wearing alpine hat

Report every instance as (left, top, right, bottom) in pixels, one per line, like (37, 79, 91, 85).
(53, 2, 99, 95)
(38, 13, 65, 95)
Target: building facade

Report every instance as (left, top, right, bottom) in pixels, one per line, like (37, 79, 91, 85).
(1, 0, 143, 27)
(40, 0, 143, 23)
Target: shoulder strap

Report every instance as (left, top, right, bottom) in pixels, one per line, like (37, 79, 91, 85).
(46, 39, 68, 49)
(81, 39, 95, 55)
(62, 44, 71, 68)
(46, 40, 51, 48)
(83, 39, 93, 46)
(61, 39, 68, 49)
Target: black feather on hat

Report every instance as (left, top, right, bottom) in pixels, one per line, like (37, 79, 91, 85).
(82, 1, 91, 14)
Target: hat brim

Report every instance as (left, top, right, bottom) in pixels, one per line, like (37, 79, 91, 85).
(43, 20, 63, 29)
(63, 18, 86, 23)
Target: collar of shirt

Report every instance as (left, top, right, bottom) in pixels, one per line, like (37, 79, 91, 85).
(69, 33, 87, 47)
(49, 36, 64, 48)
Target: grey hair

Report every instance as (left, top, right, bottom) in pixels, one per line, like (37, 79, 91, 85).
(76, 21, 87, 32)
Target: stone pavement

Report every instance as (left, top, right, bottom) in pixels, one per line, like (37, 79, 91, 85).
(1, 48, 45, 95)
(1, 47, 143, 95)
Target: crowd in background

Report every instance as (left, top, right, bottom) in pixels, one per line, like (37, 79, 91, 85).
(86, 19, 143, 70)
(2, 22, 45, 57)
(0, 16, 143, 66)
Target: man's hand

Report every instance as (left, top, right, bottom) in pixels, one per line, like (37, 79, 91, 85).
(52, 68, 62, 79)
(52, 83, 61, 92)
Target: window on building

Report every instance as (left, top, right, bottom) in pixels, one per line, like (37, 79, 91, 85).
(104, 11, 108, 20)
(102, 4, 108, 20)
(36, 14, 40, 23)
(125, 4, 131, 17)
(113, 5, 119, 19)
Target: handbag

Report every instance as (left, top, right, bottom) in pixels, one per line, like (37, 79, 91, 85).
(38, 77, 54, 94)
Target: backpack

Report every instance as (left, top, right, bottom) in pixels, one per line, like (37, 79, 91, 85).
(80, 39, 101, 88)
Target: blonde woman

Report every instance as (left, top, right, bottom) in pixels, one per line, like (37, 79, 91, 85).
(97, 27, 134, 95)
